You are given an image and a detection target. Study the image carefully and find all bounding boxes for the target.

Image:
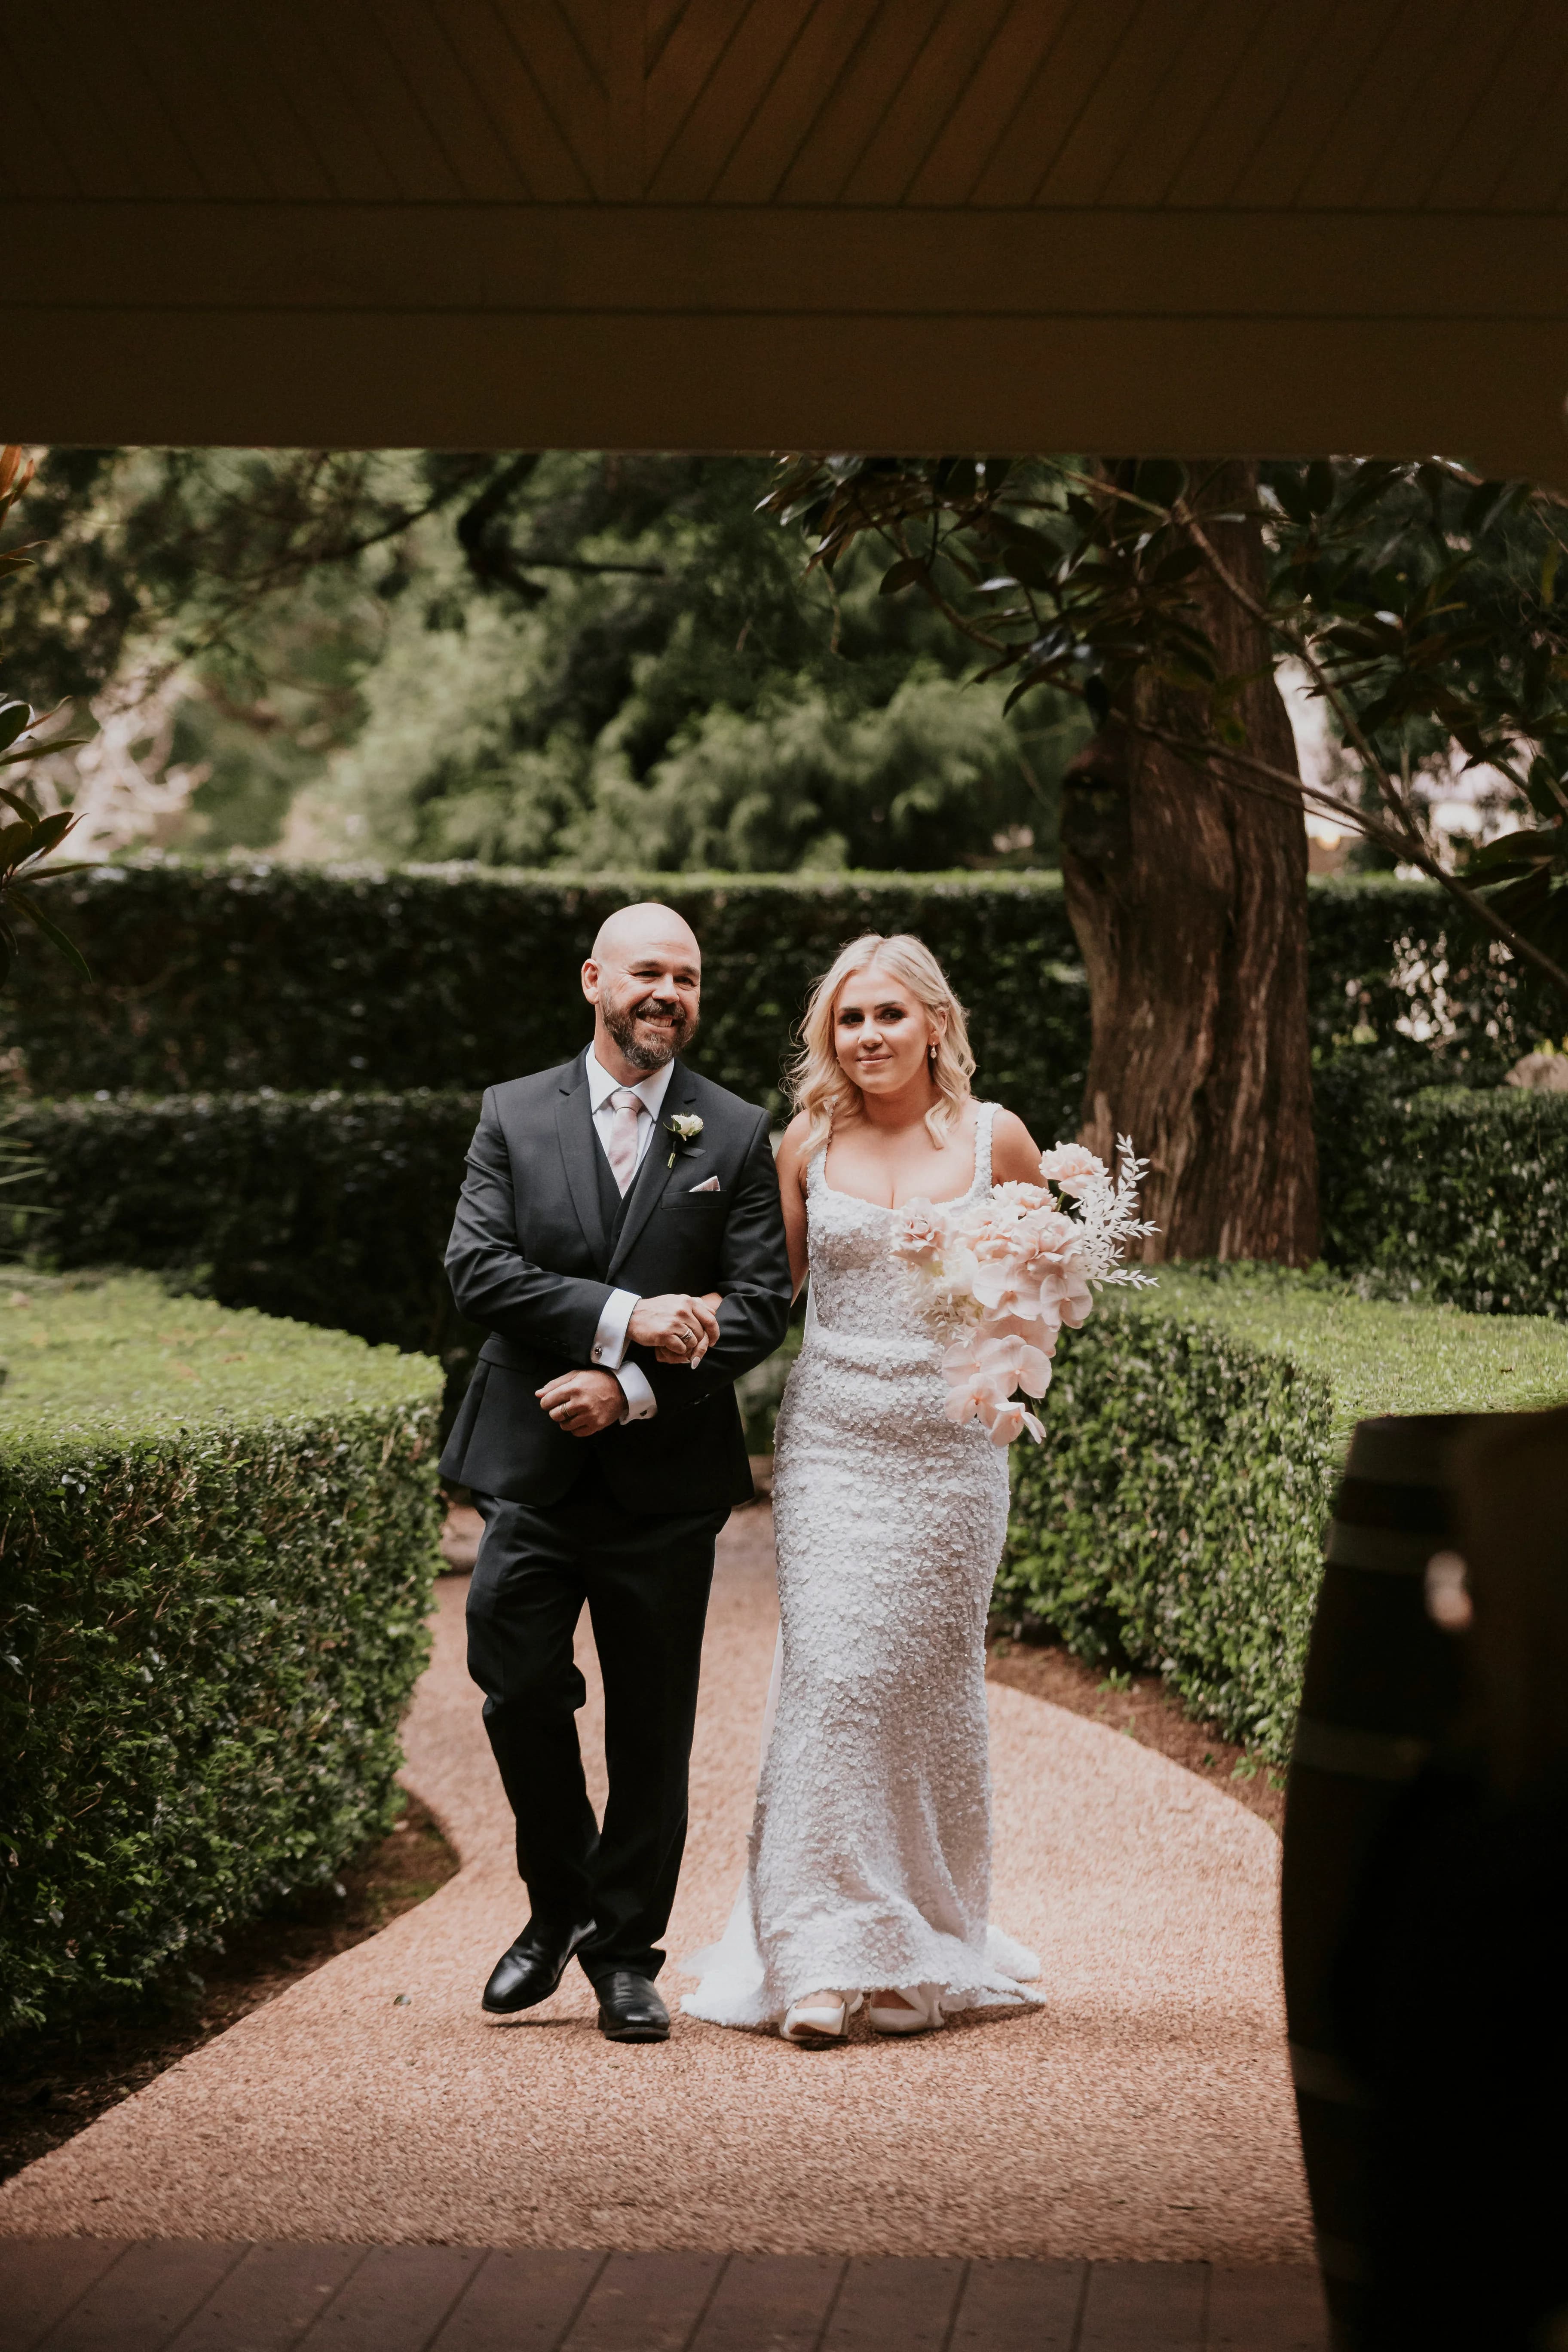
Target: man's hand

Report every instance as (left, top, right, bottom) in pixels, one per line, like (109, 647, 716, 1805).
(535, 1368, 625, 1437)
(629, 1292, 721, 1367)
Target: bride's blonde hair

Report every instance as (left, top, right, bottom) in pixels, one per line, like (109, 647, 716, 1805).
(788, 932, 976, 1155)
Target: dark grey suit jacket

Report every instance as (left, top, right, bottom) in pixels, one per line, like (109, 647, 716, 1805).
(439, 1050, 792, 1512)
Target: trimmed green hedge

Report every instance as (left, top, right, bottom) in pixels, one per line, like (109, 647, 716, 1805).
(2, 863, 1547, 1137)
(7, 1089, 484, 1415)
(1318, 1070, 1568, 1319)
(995, 1266, 1568, 1764)
(11, 1063, 1563, 1473)
(3, 864, 1090, 1143)
(0, 1272, 444, 2038)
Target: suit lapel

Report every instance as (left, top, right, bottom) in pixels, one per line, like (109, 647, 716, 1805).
(555, 1050, 610, 1272)
(608, 1062, 696, 1280)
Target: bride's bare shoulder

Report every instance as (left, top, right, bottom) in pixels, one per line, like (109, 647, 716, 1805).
(775, 1110, 815, 1186)
(989, 1105, 1043, 1184)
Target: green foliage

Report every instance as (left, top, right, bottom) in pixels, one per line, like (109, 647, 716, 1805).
(5, 450, 1075, 872)
(0, 772, 88, 991)
(763, 453, 1568, 992)
(0, 448, 476, 717)
(1304, 873, 1559, 1080)
(1318, 1071, 1568, 1317)
(553, 666, 1069, 874)
(281, 456, 1082, 873)
(1, 863, 1530, 1131)
(0, 1272, 444, 2039)
(1, 865, 1093, 1140)
(1267, 462, 1568, 968)
(736, 1319, 805, 1455)
(0, 444, 91, 988)
(0, 873, 1544, 1445)
(995, 1267, 1568, 1763)
(6, 1090, 484, 1419)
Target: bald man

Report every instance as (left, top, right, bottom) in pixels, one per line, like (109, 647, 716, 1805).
(441, 902, 791, 2042)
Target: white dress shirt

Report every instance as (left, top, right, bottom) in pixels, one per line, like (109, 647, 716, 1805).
(583, 1046, 676, 1423)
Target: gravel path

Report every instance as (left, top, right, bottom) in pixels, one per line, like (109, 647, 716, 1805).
(0, 1508, 1310, 2260)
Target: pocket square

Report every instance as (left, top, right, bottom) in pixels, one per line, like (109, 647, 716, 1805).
(688, 1175, 721, 1193)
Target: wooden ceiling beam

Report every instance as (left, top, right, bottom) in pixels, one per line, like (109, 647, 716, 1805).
(6, 4, 1568, 477)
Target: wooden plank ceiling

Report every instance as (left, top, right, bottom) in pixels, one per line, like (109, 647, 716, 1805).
(6, 0, 1568, 477)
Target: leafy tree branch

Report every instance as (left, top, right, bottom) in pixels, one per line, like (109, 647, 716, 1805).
(0, 447, 89, 989)
(762, 453, 1568, 1000)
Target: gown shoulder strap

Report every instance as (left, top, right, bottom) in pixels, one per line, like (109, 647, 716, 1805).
(973, 1100, 998, 1193)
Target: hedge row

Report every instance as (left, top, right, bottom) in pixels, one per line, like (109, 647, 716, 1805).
(1317, 1068, 1568, 1319)
(995, 1265, 1568, 1764)
(0, 1271, 444, 2037)
(3, 862, 1550, 1135)
(5, 1086, 833, 1449)
(4, 865, 1090, 1142)
(13, 1064, 1565, 1411)
(7, 1089, 484, 1412)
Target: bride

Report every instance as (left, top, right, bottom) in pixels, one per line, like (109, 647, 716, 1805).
(684, 932, 1047, 2043)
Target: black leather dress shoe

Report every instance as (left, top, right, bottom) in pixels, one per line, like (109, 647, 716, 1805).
(481, 1918, 596, 2014)
(594, 1969, 671, 2043)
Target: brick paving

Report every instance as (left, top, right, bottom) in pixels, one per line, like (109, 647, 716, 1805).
(6, 2242, 1328, 2352)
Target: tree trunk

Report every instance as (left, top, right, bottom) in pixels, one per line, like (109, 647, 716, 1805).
(1060, 460, 1318, 1263)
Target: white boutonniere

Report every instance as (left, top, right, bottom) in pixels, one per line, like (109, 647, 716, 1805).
(664, 1112, 704, 1167)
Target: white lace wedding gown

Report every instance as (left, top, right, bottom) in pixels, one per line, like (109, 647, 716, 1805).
(683, 1101, 1043, 2026)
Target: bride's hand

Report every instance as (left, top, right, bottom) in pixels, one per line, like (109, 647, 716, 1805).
(655, 1292, 724, 1366)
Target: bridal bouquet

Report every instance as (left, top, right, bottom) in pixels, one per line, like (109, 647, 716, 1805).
(889, 1139, 1157, 1446)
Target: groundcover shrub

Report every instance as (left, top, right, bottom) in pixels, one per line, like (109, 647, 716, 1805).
(995, 1265, 1568, 1765)
(0, 1272, 444, 2039)
(1317, 1071, 1568, 1319)
(0, 862, 1545, 1133)
(7, 1089, 484, 1416)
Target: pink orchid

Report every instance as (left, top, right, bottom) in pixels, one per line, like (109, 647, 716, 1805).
(971, 1255, 1032, 1314)
(976, 1330, 1052, 1396)
(941, 1331, 1054, 1445)
(1028, 1257, 1093, 1331)
(982, 1311, 1061, 1359)
(983, 1398, 1046, 1448)
(1056, 1273, 1093, 1329)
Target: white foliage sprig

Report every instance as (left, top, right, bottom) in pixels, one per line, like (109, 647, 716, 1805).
(1066, 1135, 1160, 1289)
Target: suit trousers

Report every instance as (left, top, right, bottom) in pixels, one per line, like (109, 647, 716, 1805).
(466, 1463, 728, 1984)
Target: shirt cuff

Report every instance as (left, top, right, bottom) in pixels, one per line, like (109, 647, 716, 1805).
(615, 1361, 658, 1424)
(589, 1286, 638, 1373)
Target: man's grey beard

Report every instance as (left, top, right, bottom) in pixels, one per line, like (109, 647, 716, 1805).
(606, 999, 697, 1072)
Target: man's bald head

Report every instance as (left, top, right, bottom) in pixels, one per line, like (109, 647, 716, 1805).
(582, 902, 702, 1078)
(590, 901, 700, 971)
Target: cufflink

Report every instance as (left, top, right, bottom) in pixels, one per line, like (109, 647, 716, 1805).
(591, 1346, 603, 1362)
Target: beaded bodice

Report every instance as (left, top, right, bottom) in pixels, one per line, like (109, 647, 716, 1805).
(802, 1102, 998, 1355)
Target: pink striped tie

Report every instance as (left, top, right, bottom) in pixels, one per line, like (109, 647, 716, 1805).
(606, 1087, 642, 1195)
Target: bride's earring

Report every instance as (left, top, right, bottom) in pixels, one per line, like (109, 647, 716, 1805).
(928, 1040, 937, 1069)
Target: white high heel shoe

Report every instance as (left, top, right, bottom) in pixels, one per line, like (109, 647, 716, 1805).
(781, 1991, 863, 2043)
(867, 1984, 944, 2036)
